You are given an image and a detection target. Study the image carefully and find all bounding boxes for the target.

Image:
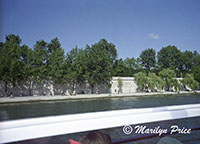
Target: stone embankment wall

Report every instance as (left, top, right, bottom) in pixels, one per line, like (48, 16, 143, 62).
(0, 77, 138, 97)
(110, 77, 138, 94)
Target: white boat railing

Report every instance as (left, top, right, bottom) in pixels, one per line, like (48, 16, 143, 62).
(0, 103, 200, 144)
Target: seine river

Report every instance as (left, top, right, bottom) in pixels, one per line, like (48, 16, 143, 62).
(0, 94, 200, 144)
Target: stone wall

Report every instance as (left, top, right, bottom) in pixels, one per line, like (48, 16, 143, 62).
(110, 77, 138, 94)
(0, 79, 111, 97)
(1, 77, 191, 97)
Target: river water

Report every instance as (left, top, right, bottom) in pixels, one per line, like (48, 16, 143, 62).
(0, 94, 200, 144)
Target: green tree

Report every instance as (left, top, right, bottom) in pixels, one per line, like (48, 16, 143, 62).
(124, 57, 136, 76)
(140, 48, 156, 74)
(32, 40, 48, 81)
(0, 34, 25, 94)
(181, 74, 199, 90)
(64, 47, 87, 95)
(159, 69, 180, 91)
(47, 37, 61, 54)
(135, 58, 143, 73)
(176, 52, 184, 77)
(182, 51, 193, 73)
(117, 78, 123, 93)
(113, 57, 137, 77)
(193, 51, 200, 66)
(20, 45, 35, 95)
(192, 66, 200, 84)
(134, 72, 165, 92)
(134, 72, 148, 91)
(47, 38, 65, 85)
(148, 73, 165, 91)
(97, 39, 117, 63)
(158, 46, 182, 75)
(0, 42, 4, 82)
(192, 51, 200, 84)
(74, 48, 87, 85)
(113, 58, 127, 76)
(65, 47, 80, 95)
(84, 39, 117, 93)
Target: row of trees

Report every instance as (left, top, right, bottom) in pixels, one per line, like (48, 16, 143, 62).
(113, 48, 200, 84)
(134, 69, 198, 92)
(0, 34, 200, 95)
(0, 34, 117, 95)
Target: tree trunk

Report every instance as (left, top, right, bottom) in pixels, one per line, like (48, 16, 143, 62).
(4, 81, 8, 93)
(50, 83, 54, 96)
(28, 80, 33, 96)
(91, 84, 94, 94)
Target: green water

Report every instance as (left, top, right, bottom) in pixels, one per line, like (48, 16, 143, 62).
(0, 94, 200, 144)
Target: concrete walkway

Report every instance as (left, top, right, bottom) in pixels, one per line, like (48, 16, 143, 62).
(0, 91, 199, 104)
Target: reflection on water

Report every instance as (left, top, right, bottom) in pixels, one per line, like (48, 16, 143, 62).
(0, 110, 9, 120)
(1, 94, 200, 144)
(1, 94, 200, 121)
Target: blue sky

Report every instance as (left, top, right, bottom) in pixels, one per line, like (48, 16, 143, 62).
(1, 0, 200, 59)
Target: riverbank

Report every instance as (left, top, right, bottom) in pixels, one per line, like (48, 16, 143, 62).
(0, 91, 200, 104)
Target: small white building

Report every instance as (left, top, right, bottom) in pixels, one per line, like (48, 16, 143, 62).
(110, 77, 138, 94)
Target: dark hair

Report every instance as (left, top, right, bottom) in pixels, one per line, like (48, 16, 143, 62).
(79, 131, 111, 144)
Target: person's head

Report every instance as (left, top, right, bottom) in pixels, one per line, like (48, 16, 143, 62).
(79, 131, 111, 144)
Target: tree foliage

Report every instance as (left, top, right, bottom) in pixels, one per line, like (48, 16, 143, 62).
(32, 40, 48, 81)
(64, 47, 86, 94)
(84, 39, 117, 93)
(148, 73, 165, 91)
(159, 69, 180, 91)
(192, 66, 200, 84)
(113, 58, 127, 76)
(0, 34, 199, 95)
(140, 48, 156, 74)
(117, 78, 123, 93)
(158, 46, 182, 71)
(113, 57, 137, 76)
(134, 72, 165, 92)
(181, 74, 199, 90)
(47, 38, 65, 84)
(134, 72, 148, 91)
(0, 34, 25, 93)
(193, 51, 200, 66)
(124, 57, 137, 76)
(182, 51, 193, 73)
